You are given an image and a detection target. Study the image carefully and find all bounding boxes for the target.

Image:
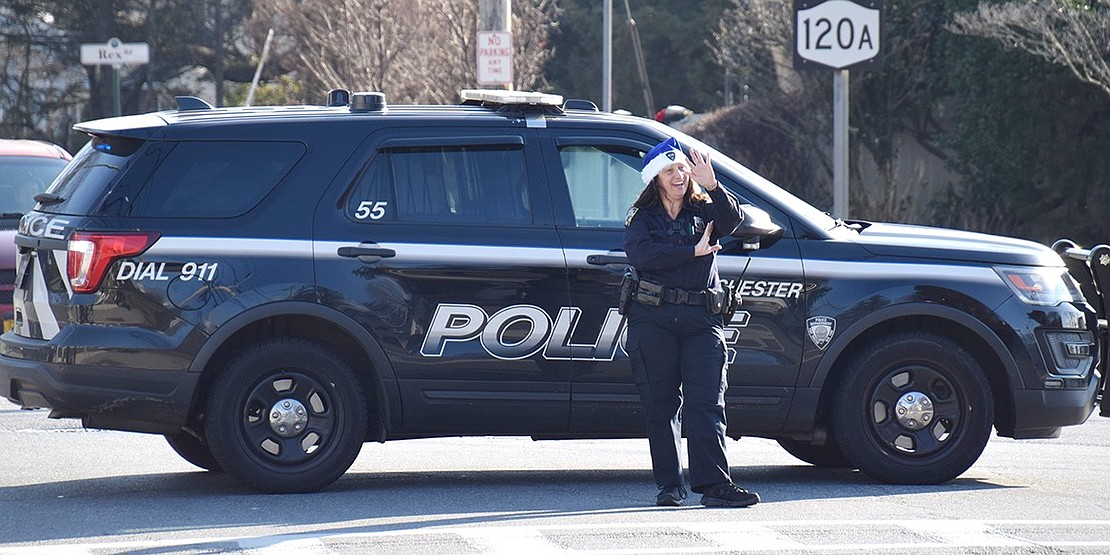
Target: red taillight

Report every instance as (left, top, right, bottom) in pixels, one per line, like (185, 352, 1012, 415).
(67, 232, 160, 293)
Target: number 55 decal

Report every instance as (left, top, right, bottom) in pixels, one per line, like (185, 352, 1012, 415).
(354, 201, 389, 220)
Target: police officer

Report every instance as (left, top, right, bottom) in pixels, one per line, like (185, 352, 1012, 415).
(623, 137, 759, 508)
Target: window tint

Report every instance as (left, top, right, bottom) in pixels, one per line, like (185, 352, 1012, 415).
(127, 141, 305, 218)
(347, 145, 530, 225)
(559, 145, 643, 228)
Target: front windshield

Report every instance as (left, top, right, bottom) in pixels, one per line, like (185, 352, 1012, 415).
(0, 156, 70, 217)
(661, 122, 842, 234)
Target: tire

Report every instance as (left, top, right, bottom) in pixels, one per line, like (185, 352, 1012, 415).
(777, 437, 853, 468)
(204, 338, 368, 493)
(831, 332, 993, 484)
(165, 432, 223, 472)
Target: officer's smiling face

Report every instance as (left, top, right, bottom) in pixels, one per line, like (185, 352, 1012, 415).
(657, 162, 690, 203)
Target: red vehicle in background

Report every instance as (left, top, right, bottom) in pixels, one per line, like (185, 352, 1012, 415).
(0, 139, 71, 332)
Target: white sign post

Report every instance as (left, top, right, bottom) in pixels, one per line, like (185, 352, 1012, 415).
(793, 0, 881, 220)
(476, 31, 513, 87)
(80, 38, 150, 116)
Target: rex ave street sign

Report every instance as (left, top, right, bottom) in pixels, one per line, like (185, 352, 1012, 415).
(794, 0, 881, 70)
(80, 37, 150, 66)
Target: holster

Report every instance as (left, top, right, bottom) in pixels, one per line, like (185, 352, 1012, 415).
(707, 280, 742, 320)
(618, 269, 638, 315)
(705, 285, 728, 315)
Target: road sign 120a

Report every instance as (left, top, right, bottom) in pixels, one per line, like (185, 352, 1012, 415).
(794, 0, 882, 70)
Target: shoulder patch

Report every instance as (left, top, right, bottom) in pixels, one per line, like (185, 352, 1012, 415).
(625, 206, 639, 227)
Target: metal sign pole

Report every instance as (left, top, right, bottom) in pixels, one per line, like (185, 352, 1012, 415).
(113, 64, 122, 117)
(833, 69, 849, 218)
(602, 0, 612, 112)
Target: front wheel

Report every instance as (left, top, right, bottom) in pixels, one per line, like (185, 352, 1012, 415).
(204, 338, 368, 493)
(831, 332, 993, 484)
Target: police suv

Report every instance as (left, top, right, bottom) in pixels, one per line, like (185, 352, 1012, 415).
(2, 90, 1105, 493)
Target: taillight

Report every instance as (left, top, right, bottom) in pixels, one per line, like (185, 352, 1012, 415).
(67, 232, 160, 293)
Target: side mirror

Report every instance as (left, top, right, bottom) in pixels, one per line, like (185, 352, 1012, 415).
(730, 204, 783, 251)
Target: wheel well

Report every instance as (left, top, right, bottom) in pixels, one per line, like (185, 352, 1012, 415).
(820, 315, 1015, 436)
(187, 314, 386, 442)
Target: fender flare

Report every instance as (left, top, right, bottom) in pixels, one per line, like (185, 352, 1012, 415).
(790, 303, 1022, 434)
(187, 301, 400, 431)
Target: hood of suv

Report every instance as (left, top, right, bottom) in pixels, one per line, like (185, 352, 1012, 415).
(854, 222, 1062, 267)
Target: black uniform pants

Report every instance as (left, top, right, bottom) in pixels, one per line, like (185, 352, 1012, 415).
(626, 300, 731, 492)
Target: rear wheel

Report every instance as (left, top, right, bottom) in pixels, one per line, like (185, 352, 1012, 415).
(831, 332, 993, 484)
(204, 338, 368, 493)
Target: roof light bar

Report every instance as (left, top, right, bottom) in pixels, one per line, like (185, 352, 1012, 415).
(460, 89, 564, 107)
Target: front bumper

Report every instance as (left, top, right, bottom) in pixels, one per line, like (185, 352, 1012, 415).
(1009, 378, 1099, 438)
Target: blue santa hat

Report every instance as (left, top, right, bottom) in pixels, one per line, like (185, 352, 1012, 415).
(641, 137, 689, 185)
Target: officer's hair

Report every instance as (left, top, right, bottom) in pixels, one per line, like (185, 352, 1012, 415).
(631, 175, 710, 210)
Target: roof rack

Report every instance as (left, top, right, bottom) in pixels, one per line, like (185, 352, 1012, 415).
(460, 89, 564, 107)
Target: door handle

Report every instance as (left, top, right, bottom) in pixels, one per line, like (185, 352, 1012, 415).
(586, 253, 629, 266)
(337, 244, 396, 262)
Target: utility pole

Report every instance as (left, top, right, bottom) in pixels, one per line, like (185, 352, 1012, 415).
(602, 0, 612, 112)
(623, 0, 653, 116)
(479, 0, 512, 90)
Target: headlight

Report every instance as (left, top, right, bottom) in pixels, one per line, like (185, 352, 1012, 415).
(994, 265, 1083, 306)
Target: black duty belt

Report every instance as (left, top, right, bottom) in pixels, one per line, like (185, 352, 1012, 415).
(661, 287, 706, 305)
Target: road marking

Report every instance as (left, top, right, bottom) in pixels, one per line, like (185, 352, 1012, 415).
(3, 520, 1110, 554)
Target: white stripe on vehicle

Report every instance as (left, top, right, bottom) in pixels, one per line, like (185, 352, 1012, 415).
(314, 240, 566, 267)
(147, 237, 314, 258)
(32, 253, 59, 339)
(53, 248, 72, 298)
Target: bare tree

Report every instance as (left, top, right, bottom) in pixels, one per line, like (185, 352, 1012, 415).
(248, 0, 559, 105)
(949, 0, 1110, 98)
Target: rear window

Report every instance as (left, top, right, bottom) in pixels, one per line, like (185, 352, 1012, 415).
(126, 141, 305, 218)
(37, 137, 305, 219)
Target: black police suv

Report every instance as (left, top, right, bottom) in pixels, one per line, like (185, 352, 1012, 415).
(2, 89, 1105, 493)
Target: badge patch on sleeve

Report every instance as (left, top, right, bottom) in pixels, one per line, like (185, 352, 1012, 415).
(625, 207, 639, 227)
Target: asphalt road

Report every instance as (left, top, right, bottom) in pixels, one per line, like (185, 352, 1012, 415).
(1, 398, 1109, 554)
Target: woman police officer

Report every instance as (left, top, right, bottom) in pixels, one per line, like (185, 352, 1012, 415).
(623, 137, 760, 508)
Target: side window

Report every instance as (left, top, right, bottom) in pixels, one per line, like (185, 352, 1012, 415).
(347, 144, 530, 225)
(128, 141, 305, 218)
(559, 145, 643, 228)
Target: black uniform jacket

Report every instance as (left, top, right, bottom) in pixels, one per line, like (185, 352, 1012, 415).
(624, 185, 744, 291)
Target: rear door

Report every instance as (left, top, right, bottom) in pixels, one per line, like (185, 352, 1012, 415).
(313, 127, 573, 434)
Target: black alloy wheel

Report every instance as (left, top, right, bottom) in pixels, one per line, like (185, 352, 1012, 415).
(831, 332, 994, 484)
(204, 338, 368, 493)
